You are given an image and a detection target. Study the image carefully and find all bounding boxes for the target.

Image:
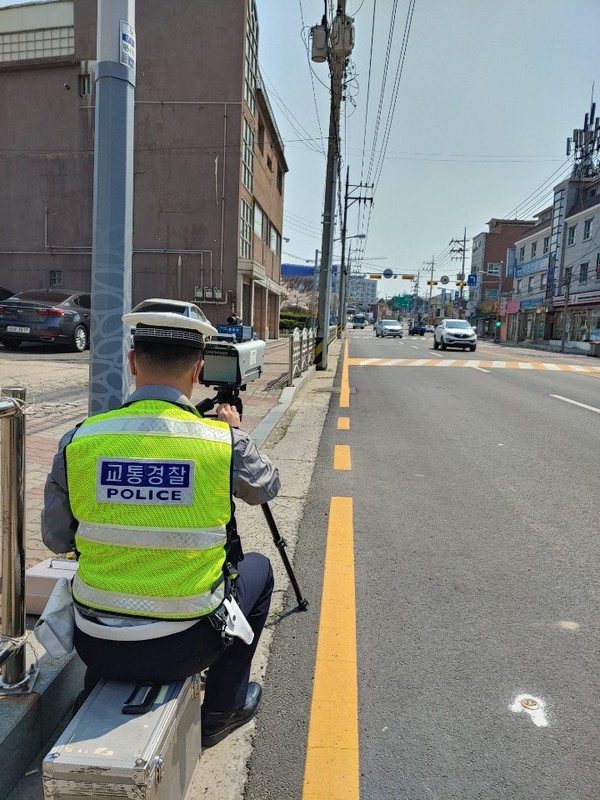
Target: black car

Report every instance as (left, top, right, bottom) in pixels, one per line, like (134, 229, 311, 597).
(409, 321, 426, 336)
(0, 289, 91, 352)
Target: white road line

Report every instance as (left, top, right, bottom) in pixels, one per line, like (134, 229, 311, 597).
(408, 359, 430, 366)
(543, 363, 561, 370)
(436, 359, 456, 367)
(431, 351, 444, 358)
(570, 365, 591, 372)
(410, 345, 419, 349)
(550, 394, 600, 414)
(489, 361, 507, 368)
(466, 361, 490, 373)
(518, 362, 534, 369)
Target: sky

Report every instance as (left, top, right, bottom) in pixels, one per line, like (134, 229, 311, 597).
(255, 0, 600, 299)
(2, 0, 599, 301)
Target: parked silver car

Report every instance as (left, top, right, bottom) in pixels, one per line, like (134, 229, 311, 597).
(433, 319, 477, 351)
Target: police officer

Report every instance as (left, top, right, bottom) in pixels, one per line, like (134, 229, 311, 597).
(42, 305, 280, 747)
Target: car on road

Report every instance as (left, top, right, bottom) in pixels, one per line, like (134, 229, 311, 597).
(409, 321, 427, 336)
(425, 324, 435, 333)
(375, 319, 403, 338)
(433, 318, 477, 351)
(351, 313, 366, 329)
(0, 289, 91, 352)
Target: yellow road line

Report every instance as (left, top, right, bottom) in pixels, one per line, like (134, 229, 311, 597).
(338, 416, 351, 430)
(334, 444, 351, 470)
(340, 339, 350, 408)
(302, 497, 358, 800)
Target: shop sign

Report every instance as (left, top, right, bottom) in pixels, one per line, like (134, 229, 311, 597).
(520, 296, 545, 310)
(505, 301, 520, 314)
(553, 289, 600, 308)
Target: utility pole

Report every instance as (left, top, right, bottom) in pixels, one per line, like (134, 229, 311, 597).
(89, 0, 136, 414)
(425, 256, 435, 321)
(560, 266, 572, 353)
(313, 5, 355, 369)
(494, 261, 503, 342)
(337, 172, 373, 336)
(450, 229, 468, 318)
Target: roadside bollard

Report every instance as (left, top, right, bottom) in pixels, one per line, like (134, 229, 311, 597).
(0, 386, 37, 693)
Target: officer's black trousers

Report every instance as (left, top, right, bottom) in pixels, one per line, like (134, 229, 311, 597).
(74, 552, 274, 713)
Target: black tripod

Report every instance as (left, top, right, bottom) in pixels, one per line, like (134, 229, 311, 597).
(196, 390, 308, 611)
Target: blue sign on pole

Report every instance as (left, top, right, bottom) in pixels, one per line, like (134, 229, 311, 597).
(467, 274, 477, 287)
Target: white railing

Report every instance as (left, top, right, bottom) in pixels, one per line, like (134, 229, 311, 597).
(288, 327, 316, 385)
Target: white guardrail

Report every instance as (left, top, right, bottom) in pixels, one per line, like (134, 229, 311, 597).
(287, 325, 336, 386)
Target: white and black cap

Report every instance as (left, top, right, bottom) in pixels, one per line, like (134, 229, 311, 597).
(123, 309, 218, 349)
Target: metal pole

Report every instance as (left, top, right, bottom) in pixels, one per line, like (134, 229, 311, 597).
(89, 0, 136, 414)
(337, 166, 350, 337)
(560, 268, 572, 353)
(494, 262, 502, 343)
(0, 388, 30, 690)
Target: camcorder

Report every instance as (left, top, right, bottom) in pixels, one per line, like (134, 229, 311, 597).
(197, 325, 265, 419)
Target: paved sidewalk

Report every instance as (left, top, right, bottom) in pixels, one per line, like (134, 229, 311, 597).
(0, 338, 291, 572)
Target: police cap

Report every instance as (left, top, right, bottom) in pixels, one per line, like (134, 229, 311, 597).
(123, 299, 218, 349)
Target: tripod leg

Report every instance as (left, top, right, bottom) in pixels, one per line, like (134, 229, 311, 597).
(261, 504, 308, 610)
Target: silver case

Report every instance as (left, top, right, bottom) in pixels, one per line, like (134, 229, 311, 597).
(43, 675, 201, 800)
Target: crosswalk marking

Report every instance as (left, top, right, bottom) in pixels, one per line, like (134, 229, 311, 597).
(347, 357, 600, 374)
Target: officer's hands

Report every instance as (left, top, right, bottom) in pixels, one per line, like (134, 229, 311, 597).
(217, 403, 241, 429)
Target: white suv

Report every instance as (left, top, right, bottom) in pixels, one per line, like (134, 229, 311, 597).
(433, 319, 477, 351)
(375, 319, 403, 338)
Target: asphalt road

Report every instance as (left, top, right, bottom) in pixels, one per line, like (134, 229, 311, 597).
(247, 331, 600, 799)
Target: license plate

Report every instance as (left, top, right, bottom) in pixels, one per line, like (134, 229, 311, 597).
(6, 326, 30, 334)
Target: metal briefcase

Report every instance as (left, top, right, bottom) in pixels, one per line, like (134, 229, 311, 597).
(43, 675, 201, 800)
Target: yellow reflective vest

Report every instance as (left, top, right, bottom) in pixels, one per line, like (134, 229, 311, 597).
(65, 399, 233, 620)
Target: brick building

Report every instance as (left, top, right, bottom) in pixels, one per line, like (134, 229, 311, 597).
(0, 0, 287, 338)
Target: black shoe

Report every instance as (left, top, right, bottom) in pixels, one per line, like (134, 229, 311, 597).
(201, 682, 262, 748)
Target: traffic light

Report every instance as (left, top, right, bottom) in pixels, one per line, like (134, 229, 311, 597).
(495, 320, 501, 328)
(427, 280, 438, 286)
(457, 281, 466, 287)
(369, 274, 382, 279)
(401, 274, 415, 280)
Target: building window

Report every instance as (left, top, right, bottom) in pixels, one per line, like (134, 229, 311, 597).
(277, 165, 283, 194)
(543, 236, 549, 254)
(540, 272, 546, 289)
(0, 26, 74, 62)
(78, 74, 91, 96)
(241, 118, 254, 192)
(516, 279, 522, 294)
(584, 218, 593, 240)
(269, 224, 281, 256)
(528, 276, 534, 292)
(240, 199, 252, 259)
(579, 263, 589, 283)
(487, 262, 500, 275)
(530, 242, 537, 259)
(244, 1, 258, 115)
(49, 270, 63, 287)
(567, 225, 576, 245)
(253, 203, 264, 239)
(518, 247, 525, 262)
(266, 155, 273, 172)
(484, 288, 499, 300)
(257, 117, 265, 154)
